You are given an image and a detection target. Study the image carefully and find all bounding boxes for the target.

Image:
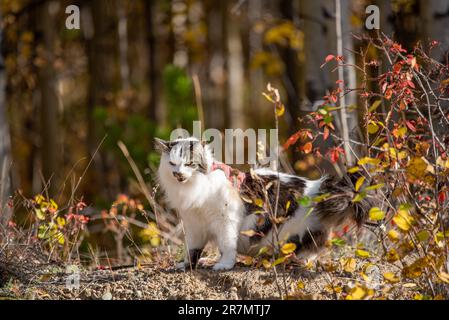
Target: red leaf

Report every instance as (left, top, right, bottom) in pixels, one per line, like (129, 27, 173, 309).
(321, 54, 335, 68)
(438, 191, 446, 204)
(405, 120, 417, 132)
(283, 131, 301, 150)
(329, 147, 344, 163)
(323, 127, 330, 141)
(325, 54, 335, 62)
(301, 142, 313, 154)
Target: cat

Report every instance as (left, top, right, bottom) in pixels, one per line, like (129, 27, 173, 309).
(155, 137, 373, 270)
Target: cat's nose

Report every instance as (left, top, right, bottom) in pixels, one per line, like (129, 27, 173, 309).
(173, 172, 186, 182)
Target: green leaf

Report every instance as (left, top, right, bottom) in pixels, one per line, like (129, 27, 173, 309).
(365, 183, 385, 191)
(272, 256, 287, 266)
(298, 196, 311, 207)
(352, 191, 367, 203)
(312, 193, 331, 203)
(368, 100, 382, 113)
(331, 238, 346, 246)
(416, 230, 430, 242)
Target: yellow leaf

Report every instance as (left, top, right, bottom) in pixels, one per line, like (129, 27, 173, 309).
(406, 157, 428, 182)
(56, 232, 65, 245)
(275, 104, 285, 117)
(253, 198, 264, 208)
(358, 157, 381, 166)
(348, 166, 360, 174)
(347, 286, 366, 300)
(393, 207, 415, 232)
(397, 126, 407, 138)
(241, 229, 257, 237)
(341, 257, 357, 272)
(355, 249, 370, 258)
(281, 243, 297, 255)
(34, 194, 45, 205)
(285, 201, 291, 211)
(355, 176, 365, 192)
(388, 229, 401, 242)
(367, 122, 379, 134)
(262, 92, 275, 103)
(297, 281, 305, 290)
(369, 207, 385, 221)
(386, 248, 400, 262)
(393, 215, 411, 232)
(56, 216, 66, 227)
(438, 272, 449, 284)
(240, 255, 253, 266)
(262, 259, 271, 269)
(383, 272, 400, 283)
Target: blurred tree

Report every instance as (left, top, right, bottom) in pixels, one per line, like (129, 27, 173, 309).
(420, 0, 449, 61)
(279, 0, 301, 127)
(300, 0, 330, 107)
(85, 0, 119, 200)
(36, 1, 60, 196)
(0, 9, 12, 225)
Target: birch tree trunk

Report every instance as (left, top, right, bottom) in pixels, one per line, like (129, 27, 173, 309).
(0, 13, 12, 225)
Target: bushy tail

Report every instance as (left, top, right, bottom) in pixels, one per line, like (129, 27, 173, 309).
(315, 173, 373, 228)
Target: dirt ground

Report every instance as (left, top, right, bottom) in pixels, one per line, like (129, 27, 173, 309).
(0, 260, 431, 300)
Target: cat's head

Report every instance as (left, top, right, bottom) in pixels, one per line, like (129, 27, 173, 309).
(155, 137, 213, 183)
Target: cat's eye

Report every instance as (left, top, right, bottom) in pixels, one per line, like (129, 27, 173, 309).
(186, 163, 197, 168)
(169, 161, 175, 166)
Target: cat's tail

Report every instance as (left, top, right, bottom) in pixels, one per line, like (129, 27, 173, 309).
(315, 173, 374, 229)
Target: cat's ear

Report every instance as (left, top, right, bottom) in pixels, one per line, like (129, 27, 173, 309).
(201, 138, 212, 148)
(154, 138, 170, 153)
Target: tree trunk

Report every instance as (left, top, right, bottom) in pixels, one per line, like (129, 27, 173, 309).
(279, 0, 300, 127)
(227, 18, 245, 129)
(300, 0, 331, 108)
(248, 0, 264, 127)
(145, 0, 168, 127)
(420, 0, 449, 62)
(205, 0, 228, 130)
(85, 0, 118, 200)
(37, 1, 60, 196)
(0, 13, 12, 225)
(117, 0, 130, 91)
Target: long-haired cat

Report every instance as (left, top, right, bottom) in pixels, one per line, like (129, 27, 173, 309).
(155, 137, 372, 270)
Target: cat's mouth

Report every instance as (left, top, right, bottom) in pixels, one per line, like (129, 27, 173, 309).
(175, 176, 187, 183)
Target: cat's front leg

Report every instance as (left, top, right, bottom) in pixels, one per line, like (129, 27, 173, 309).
(176, 248, 203, 270)
(212, 220, 239, 271)
(176, 220, 206, 270)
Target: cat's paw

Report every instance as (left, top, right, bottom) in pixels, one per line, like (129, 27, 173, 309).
(175, 262, 187, 271)
(212, 261, 235, 271)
